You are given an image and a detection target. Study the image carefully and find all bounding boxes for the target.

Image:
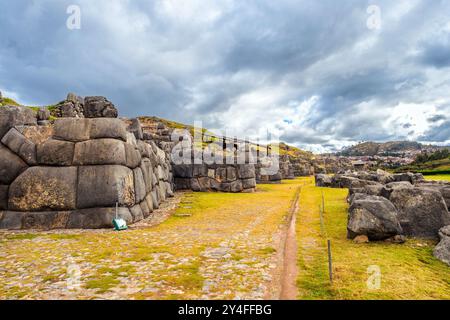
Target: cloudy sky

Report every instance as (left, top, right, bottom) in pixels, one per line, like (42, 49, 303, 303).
(1, 0, 450, 152)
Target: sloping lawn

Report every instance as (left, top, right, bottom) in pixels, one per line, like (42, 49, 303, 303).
(296, 177, 450, 300)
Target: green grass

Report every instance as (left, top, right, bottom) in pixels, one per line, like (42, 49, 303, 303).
(425, 174, 450, 182)
(395, 158, 450, 174)
(296, 177, 450, 300)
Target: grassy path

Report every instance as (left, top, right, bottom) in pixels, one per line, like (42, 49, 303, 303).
(0, 180, 302, 300)
(296, 177, 450, 299)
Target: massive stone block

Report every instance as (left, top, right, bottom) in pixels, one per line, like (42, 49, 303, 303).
(1, 128, 37, 165)
(130, 204, 144, 222)
(84, 96, 118, 118)
(173, 164, 193, 178)
(77, 165, 135, 208)
(73, 139, 126, 166)
(124, 143, 142, 169)
(0, 211, 26, 230)
(242, 178, 256, 190)
(348, 194, 402, 240)
(0, 105, 37, 139)
(390, 187, 450, 239)
(226, 167, 237, 182)
(54, 118, 91, 142)
(140, 158, 153, 193)
(128, 118, 143, 140)
(133, 167, 146, 203)
(0, 185, 8, 210)
(89, 118, 127, 141)
(37, 139, 75, 166)
(9, 167, 77, 211)
(67, 207, 132, 229)
(54, 118, 127, 142)
(22, 211, 70, 230)
(0, 145, 28, 184)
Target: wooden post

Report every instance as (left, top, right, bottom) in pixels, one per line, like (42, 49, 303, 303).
(322, 191, 325, 214)
(327, 239, 333, 283)
(319, 204, 325, 237)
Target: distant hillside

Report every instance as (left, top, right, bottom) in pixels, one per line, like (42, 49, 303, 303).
(338, 141, 441, 156)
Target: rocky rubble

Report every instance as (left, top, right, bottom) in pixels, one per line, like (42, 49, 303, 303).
(315, 169, 450, 266)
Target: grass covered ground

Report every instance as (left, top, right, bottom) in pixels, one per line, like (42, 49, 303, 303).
(296, 177, 450, 300)
(0, 182, 300, 300)
(425, 174, 450, 182)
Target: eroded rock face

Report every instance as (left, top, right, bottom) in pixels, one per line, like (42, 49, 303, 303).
(390, 188, 450, 239)
(348, 194, 403, 241)
(9, 166, 78, 211)
(433, 226, 450, 266)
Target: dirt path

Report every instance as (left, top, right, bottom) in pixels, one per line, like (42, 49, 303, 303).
(279, 188, 300, 300)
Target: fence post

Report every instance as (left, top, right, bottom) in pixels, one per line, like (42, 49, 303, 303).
(321, 191, 325, 214)
(327, 239, 333, 283)
(319, 204, 325, 237)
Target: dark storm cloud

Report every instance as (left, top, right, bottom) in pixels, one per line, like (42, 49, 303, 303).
(428, 114, 447, 123)
(420, 120, 450, 142)
(1, 0, 450, 152)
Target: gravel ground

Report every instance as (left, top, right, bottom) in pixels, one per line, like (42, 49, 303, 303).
(0, 181, 302, 300)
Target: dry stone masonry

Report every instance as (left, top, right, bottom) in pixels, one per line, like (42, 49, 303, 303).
(0, 98, 173, 230)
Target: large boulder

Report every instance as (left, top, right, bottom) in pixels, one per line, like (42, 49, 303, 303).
(37, 139, 75, 166)
(390, 188, 450, 239)
(73, 139, 126, 166)
(348, 194, 403, 240)
(84, 96, 118, 118)
(415, 181, 450, 210)
(380, 181, 414, 199)
(8, 166, 78, 211)
(0, 105, 37, 138)
(0, 145, 28, 184)
(376, 169, 395, 184)
(237, 164, 256, 179)
(1, 128, 37, 165)
(77, 165, 135, 208)
(315, 174, 332, 187)
(433, 226, 450, 266)
(37, 108, 50, 121)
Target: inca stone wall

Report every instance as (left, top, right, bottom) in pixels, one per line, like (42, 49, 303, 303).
(0, 100, 173, 230)
(173, 164, 256, 193)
